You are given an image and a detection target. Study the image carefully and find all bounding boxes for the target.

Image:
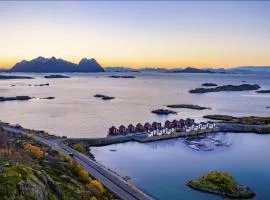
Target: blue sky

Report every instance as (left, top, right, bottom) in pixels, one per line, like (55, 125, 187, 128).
(0, 1, 270, 68)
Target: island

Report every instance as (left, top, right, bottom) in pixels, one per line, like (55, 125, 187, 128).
(151, 109, 177, 115)
(108, 75, 136, 79)
(94, 94, 115, 100)
(201, 83, 218, 87)
(41, 97, 55, 100)
(0, 74, 33, 79)
(166, 104, 211, 110)
(256, 90, 270, 93)
(44, 75, 70, 79)
(189, 84, 260, 93)
(0, 96, 32, 102)
(187, 171, 255, 199)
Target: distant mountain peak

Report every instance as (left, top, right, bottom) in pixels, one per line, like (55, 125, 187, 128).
(10, 56, 104, 73)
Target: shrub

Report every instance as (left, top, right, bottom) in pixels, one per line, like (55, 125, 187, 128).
(24, 143, 44, 159)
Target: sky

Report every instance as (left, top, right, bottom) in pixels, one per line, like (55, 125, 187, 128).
(0, 1, 270, 69)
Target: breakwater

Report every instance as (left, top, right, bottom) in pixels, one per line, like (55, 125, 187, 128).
(67, 123, 270, 147)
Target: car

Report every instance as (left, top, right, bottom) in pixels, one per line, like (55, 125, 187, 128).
(69, 153, 74, 157)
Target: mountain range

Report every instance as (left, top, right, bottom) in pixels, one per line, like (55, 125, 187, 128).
(105, 66, 270, 74)
(8, 56, 104, 73)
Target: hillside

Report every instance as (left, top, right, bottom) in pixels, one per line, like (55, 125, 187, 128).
(0, 127, 116, 200)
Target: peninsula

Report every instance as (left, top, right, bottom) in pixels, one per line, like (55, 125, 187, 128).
(189, 84, 260, 93)
(187, 171, 255, 199)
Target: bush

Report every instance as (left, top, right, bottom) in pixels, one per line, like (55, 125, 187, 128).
(24, 143, 44, 159)
(71, 143, 85, 153)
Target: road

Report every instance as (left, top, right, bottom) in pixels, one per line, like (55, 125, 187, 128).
(1, 125, 154, 200)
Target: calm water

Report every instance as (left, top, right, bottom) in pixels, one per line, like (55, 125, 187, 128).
(1, 72, 270, 199)
(0, 72, 270, 138)
(91, 133, 270, 200)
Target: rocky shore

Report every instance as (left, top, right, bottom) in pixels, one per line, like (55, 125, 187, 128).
(189, 84, 260, 93)
(187, 171, 255, 199)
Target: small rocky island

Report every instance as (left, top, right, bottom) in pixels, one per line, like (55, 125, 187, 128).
(256, 90, 270, 93)
(41, 97, 55, 100)
(108, 75, 136, 79)
(201, 83, 218, 87)
(187, 171, 255, 199)
(94, 94, 115, 100)
(189, 84, 260, 93)
(44, 75, 70, 79)
(0, 74, 33, 79)
(0, 96, 32, 102)
(167, 104, 211, 110)
(152, 109, 177, 115)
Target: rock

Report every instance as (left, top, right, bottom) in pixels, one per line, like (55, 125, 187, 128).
(94, 94, 115, 100)
(40, 97, 55, 100)
(187, 171, 255, 199)
(44, 75, 70, 79)
(256, 90, 270, 93)
(0, 96, 32, 102)
(201, 83, 218, 87)
(151, 109, 177, 115)
(166, 104, 211, 110)
(189, 84, 260, 93)
(108, 75, 136, 78)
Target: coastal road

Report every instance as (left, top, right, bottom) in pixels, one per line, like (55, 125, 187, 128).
(1, 125, 154, 200)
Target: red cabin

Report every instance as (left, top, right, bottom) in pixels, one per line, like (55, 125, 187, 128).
(135, 123, 145, 132)
(108, 126, 118, 136)
(144, 122, 152, 132)
(118, 125, 127, 134)
(165, 120, 173, 129)
(127, 124, 135, 133)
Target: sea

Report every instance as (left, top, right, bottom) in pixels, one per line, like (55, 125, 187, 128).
(1, 72, 270, 199)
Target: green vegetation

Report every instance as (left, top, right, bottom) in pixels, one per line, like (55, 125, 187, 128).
(71, 143, 85, 153)
(0, 129, 117, 200)
(204, 115, 270, 125)
(189, 84, 260, 93)
(187, 171, 255, 199)
(166, 104, 211, 110)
